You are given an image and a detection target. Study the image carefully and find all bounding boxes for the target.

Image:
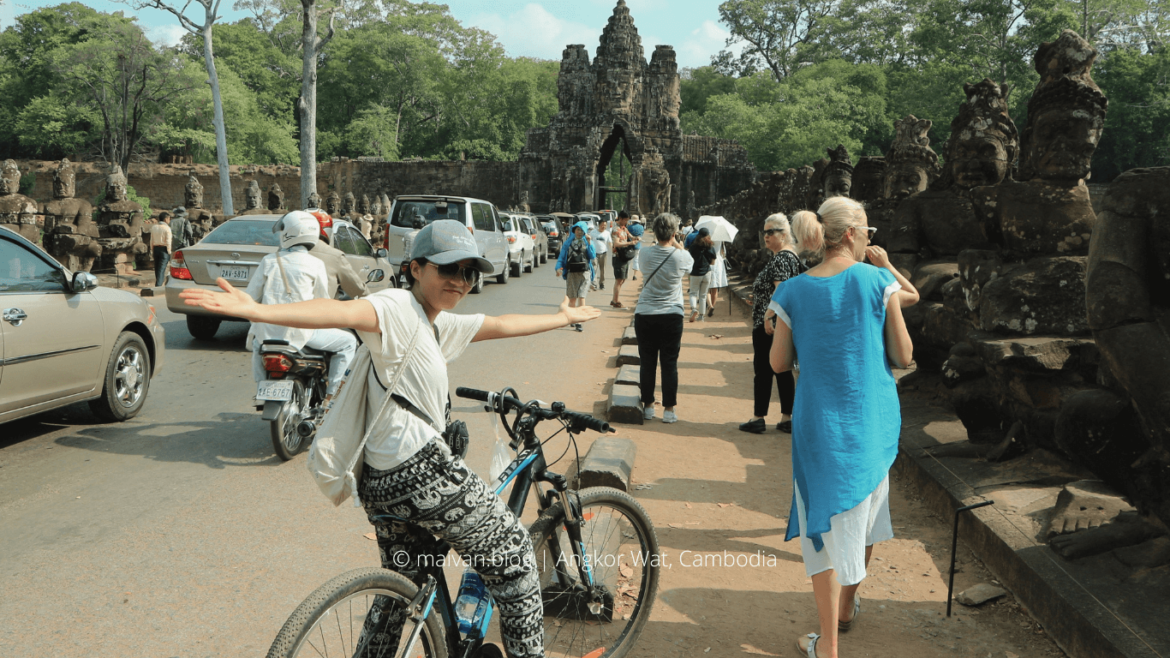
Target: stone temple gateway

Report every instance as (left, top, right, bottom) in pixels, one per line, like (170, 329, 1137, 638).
(518, 0, 756, 216)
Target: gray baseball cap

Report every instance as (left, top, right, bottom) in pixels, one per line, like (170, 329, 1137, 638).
(409, 219, 493, 273)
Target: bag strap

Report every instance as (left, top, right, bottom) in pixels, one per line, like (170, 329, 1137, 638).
(644, 249, 676, 286)
(274, 251, 293, 297)
(342, 316, 426, 500)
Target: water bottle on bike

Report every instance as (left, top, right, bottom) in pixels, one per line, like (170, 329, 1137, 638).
(454, 570, 490, 634)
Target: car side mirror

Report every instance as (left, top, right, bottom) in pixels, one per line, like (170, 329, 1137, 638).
(71, 271, 98, 293)
(367, 269, 385, 283)
(375, 248, 388, 259)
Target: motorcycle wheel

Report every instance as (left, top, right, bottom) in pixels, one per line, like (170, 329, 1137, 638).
(270, 379, 309, 461)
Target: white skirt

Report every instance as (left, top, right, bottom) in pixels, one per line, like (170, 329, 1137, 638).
(710, 255, 728, 287)
(793, 475, 893, 586)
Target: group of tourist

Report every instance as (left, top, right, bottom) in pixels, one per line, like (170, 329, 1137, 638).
(619, 197, 921, 658)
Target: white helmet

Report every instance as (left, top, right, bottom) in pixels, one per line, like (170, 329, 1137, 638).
(273, 211, 319, 251)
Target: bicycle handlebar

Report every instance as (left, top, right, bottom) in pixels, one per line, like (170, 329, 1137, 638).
(456, 387, 611, 434)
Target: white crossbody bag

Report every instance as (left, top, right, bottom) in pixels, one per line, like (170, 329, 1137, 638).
(306, 317, 424, 506)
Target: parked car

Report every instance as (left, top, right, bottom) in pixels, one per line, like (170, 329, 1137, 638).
(383, 195, 510, 293)
(500, 212, 536, 276)
(538, 214, 564, 256)
(0, 226, 165, 424)
(520, 214, 549, 264)
(575, 213, 601, 233)
(165, 215, 393, 339)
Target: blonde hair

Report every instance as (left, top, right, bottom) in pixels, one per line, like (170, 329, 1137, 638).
(764, 212, 795, 249)
(791, 196, 866, 260)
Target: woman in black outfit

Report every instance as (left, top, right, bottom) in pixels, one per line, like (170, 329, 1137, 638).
(687, 228, 718, 322)
(740, 213, 806, 434)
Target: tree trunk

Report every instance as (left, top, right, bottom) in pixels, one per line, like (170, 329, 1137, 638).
(299, 0, 319, 209)
(203, 21, 234, 216)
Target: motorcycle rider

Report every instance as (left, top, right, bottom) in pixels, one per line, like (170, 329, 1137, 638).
(246, 211, 357, 402)
(304, 207, 370, 299)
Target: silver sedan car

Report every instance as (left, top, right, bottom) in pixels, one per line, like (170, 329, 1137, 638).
(0, 226, 166, 424)
(165, 215, 394, 339)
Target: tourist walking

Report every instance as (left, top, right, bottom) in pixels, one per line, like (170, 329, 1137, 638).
(556, 221, 596, 331)
(687, 228, 717, 322)
(634, 213, 693, 424)
(629, 220, 644, 281)
(610, 211, 636, 307)
(150, 210, 173, 287)
(590, 219, 611, 290)
(768, 197, 918, 658)
(707, 239, 728, 317)
(740, 214, 806, 434)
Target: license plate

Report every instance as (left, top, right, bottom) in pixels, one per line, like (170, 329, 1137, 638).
(220, 266, 250, 280)
(257, 380, 294, 401)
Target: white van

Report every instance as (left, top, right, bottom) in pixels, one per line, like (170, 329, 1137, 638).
(383, 195, 510, 293)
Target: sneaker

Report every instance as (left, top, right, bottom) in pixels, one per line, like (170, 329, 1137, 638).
(662, 410, 678, 424)
(643, 406, 655, 420)
(739, 418, 766, 434)
(573, 323, 583, 332)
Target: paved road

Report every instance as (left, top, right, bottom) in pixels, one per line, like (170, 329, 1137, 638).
(0, 264, 608, 657)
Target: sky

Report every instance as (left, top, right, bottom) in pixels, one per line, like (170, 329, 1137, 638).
(0, 0, 735, 69)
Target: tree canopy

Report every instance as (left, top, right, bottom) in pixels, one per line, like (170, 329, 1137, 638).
(0, 0, 1164, 181)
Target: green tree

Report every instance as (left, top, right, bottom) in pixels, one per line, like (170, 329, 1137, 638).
(55, 17, 198, 172)
(680, 66, 737, 115)
(1092, 46, 1170, 179)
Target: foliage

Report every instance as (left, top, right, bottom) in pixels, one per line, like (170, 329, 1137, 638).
(19, 172, 36, 196)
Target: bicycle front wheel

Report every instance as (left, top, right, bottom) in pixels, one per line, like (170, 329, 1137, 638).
(267, 567, 448, 658)
(527, 487, 661, 658)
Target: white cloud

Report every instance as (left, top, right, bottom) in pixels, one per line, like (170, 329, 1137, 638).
(146, 23, 188, 47)
(471, 4, 601, 61)
(677, 19, 735, 68)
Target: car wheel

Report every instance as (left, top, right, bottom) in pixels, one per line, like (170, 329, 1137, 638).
(524, 250, 534, 273)
(187, 314, 221, 340)
(89, 331, 151, 422)
(540, 249, 548, 264)
(497, 257, 510, 284)
(511, 254, 522, 278)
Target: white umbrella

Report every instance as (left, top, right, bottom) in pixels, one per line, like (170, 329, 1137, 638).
(694, 215, 738, 244)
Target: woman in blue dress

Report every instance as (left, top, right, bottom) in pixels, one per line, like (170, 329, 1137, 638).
(768, 197, 919, 658)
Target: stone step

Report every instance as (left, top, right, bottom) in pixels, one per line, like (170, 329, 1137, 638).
(615, 364, 639, 387)
(616, 345, 640, 366)
(607, 384, 643, 425)
(621, 326, 638, 345)
(573, 437, 637, 492)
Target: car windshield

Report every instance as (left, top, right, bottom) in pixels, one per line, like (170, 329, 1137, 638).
(202, 220, 280, 246)
(391, 200, 466, 228)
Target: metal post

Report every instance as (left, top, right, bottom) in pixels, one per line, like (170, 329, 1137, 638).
(947, 499, 993, 617)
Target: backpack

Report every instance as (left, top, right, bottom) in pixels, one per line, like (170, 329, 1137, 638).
(566, 240, 589, 273)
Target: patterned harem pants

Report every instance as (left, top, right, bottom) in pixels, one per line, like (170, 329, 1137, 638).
(358, 439, 545, 657)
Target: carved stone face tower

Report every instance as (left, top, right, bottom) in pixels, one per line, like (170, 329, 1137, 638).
(519, 0, 754, 215)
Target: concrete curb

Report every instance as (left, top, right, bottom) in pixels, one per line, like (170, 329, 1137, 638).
(573, 437, 637, 491)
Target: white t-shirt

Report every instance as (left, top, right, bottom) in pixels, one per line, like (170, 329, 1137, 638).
(357, 288, 485, 470)
(245, 248, 329, 350)
(590, 228, 611, 255)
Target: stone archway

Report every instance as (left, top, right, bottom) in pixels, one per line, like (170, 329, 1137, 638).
(595, 125, 634, 210)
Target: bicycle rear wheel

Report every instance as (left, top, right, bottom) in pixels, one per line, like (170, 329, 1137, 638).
(267, 567, 448, 658)
(527, 487, 660, 658)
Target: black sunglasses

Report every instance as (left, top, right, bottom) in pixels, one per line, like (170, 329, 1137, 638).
(429, 261, 481, 286)
(763, 228, 785, 236)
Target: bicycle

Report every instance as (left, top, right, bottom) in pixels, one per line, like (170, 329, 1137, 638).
(267, 386, 661, 658)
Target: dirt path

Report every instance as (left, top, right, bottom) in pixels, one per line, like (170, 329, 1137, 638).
(575, 278, 1066, 658)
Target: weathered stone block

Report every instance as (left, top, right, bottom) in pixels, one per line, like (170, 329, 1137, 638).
(977, 256, 1089, 336)
(622, 326, 638, 345)
(615, 364, 640, 387)
(912, 260, 959, 302)
(574, 437, 637, 491)
(617, 345, 640, 366)
(607, 384, 643, 425)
